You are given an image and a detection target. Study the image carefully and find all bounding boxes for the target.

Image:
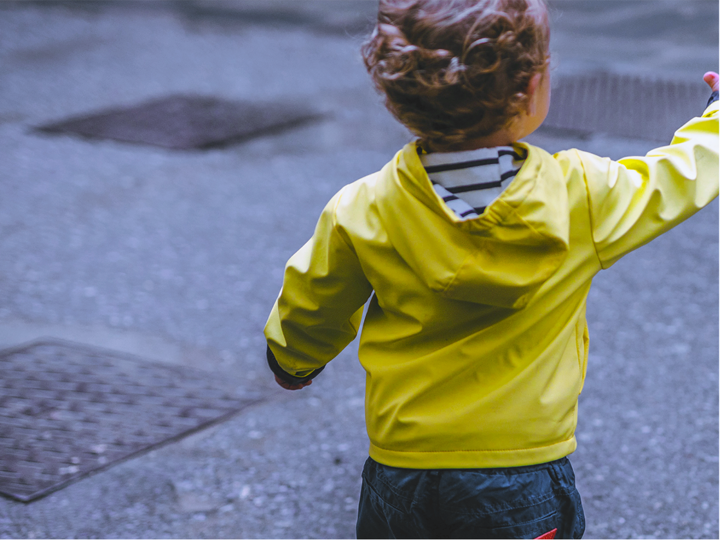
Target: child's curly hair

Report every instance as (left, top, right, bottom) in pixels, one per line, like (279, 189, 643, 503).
(362, 0, 550, 151)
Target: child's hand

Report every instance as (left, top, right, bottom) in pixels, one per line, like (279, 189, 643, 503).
(274, 374, 313, 390)
(703, 71, 719, 92)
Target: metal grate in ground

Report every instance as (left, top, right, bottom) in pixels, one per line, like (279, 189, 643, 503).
(542, 73, 711, 142)
(0, 339, 261, 502)
(35, 94, 322, 150)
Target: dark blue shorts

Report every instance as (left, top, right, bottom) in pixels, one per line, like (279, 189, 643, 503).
(357, 456, 585, 539)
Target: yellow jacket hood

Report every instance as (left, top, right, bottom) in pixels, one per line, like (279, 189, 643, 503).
(375, 142, 570, 309)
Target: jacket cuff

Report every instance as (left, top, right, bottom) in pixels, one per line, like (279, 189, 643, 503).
(266, 345, 325, 384)
(707, 90, 718, 108)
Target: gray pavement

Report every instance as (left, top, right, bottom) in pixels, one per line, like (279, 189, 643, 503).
(0, 1, 717, 538)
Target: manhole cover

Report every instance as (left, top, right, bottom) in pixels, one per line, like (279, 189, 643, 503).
(35, 94, 322, 149)
(542, 73, 710, 142)
(0, 339, 261, 502)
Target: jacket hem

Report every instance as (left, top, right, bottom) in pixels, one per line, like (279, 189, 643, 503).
(368, 436, 577, 469)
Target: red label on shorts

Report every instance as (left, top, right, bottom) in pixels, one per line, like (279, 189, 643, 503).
(535, 528, 557, 539)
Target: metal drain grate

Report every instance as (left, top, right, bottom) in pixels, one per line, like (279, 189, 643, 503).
(36, 94, 322, 150)
(0, 339, 261, 502)
(542, 73, 710, 142)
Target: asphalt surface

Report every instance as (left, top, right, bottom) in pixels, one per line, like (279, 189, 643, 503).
(0, 1, 717, 538)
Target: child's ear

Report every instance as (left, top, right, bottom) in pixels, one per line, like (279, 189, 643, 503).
(525, 72, 543, 115)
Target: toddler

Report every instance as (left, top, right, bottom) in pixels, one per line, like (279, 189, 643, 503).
(264, 0, 719, 537)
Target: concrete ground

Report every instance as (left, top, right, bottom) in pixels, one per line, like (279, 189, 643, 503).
(0, 1, 717, 538)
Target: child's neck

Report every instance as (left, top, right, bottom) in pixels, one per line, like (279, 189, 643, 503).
(425, 127, 518, 153)
(425, 106, 546, 154)
(449, 131, 516, 151)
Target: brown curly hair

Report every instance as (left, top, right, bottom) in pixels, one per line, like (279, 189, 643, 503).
(362, 0, 550, 151)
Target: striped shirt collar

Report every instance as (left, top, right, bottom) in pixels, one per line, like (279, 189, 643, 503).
(420, 145, 527, 221)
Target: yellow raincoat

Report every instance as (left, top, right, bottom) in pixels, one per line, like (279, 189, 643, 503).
(265, 101, 718, 469)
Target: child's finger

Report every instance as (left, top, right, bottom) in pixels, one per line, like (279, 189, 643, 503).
(703, 71, 719, 92)
(274, 374, 314, 390)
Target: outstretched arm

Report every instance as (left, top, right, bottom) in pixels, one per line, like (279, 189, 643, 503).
(265, 187, 374, 390)
(575, 71, 719, 269)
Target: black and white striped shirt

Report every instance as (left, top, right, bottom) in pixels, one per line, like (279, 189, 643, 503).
(420, 146, 527, 220)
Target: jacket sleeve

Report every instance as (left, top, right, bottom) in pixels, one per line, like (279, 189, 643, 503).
(264, 186, 374, 382)
(578, 100, 718, 269)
